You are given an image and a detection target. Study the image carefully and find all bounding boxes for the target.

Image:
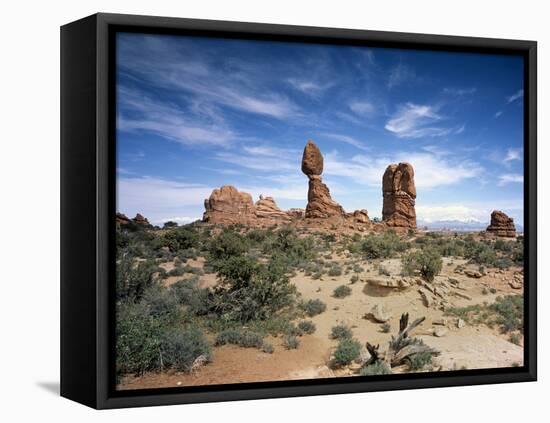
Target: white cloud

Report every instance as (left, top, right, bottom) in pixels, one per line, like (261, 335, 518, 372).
(117, 177, 212, 225)
(385, 103, 443, 138)
(495, 111, 503, 118)
(324, 151, 483, 190)
(504, 148, 522, 162)
(349, 101, 375, 117)
(287, 78, 331, 95)
(163, 216, 199, 224)
(322, 133, 370, 151)
(416, 204, 485, 223)
(507, 89, 524, 104)
(443, 87, 477, 96)
(498, 173, 523, 186)
(387, 63, 415, 89)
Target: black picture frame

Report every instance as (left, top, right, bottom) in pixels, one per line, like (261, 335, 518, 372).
(61, 12, 537, 409)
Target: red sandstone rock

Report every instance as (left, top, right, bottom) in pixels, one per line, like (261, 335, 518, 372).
(382, 162, 417, 229)
(203, 185, 256, 225)
(133, 213, 151, 226)
(255, 195, 290, 222)
(301, 140, 345, 219)
(116, 212, 131, 226)
(486, 210, 516, 237)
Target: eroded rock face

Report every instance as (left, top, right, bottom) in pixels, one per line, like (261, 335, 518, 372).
(203, 185, 256, 225)
(486, 210, 516, 237)
(133, 213, 150, 226)
(301, 140, 344, 219)
(382, 162, 417, 229)
(116, 212, 131, 226)
(255, 195, 290, 223)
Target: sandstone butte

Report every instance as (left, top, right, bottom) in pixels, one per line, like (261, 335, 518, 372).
(486, 210, 516, 238)
(200, 140, 417, 232)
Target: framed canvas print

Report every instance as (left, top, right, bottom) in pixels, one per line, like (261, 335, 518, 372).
(60, 13, 537, 409)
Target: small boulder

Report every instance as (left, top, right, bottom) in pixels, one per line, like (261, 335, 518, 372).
(368, 304, 392, 323)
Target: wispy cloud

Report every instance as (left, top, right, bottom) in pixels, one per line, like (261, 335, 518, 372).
(324, 150, 482, 190)
(387, 63, 415, 89)
(385, 103, 463, 138)
(117, 177, 212, 224)
(507, 89, 524, 104)
(349, 101, 376, 117)
(495, 111, 503, 118)
(443, 87, 477, 96)
(416, 204, 485, 223)
(287, 78, 331, 96)
(498, 173, 523, 186)
(118, 86, 234, 146)
(321, 133, 370, 151)
(215, 144, 300, 173)
(504, 148, 522, 163)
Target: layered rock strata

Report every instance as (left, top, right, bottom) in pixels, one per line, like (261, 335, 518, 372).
(382, 162, 417, 229)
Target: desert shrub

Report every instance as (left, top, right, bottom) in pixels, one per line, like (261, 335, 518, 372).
(311, 271, 323, 280)
(352, 264, 364, 273)
(490, 295, 523, 333)
(170, 278, 210, 315)
(168, 267, 185, 277)
(333, 285, 352, 298)
(330, 324, 353, 340)
(328, 265, 343, 277)
(163, 221, 178, 229)
(285, 324, 304, 337)
(264, 227, 316, 268)
(116, 257, 159, 301)
(359, 231, 407, 259)
(493, 257, 515, 269)
(116, 301, 162, 375)
(302, 299, 327, 317)
(246, 228, 271, 244)
(210, 255, 296, 323)
(333, 338, 361, 366)
(360, 361, 392, 376)
(283, 335, 300, 350)
(464, 239, 497, 266)
(350, 275, 359, 284)
(509, 333, 522, 345)
(401, 247, 443, 282)
(297, 320, 316, 335)
(214, 329, 264, 348)
(261, 342, 274, 354)
(162, 226, 199, 253)
(160, 328, 211, 372)
(208, 230, 249, 262)
(141, 285, 180, 322)
(490, 287, 497, 294)
(381, 322, 391, 333)
(409, 351, 433, 370)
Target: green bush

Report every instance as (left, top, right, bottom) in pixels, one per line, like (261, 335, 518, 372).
(333, 338, 361, 366)
(214, 329, 264, 348)
(160, 328, 211, 372)
(297, 320, 316, 335)
(401, 247, 443, 282)
(333, 285, 352, 298)
(162, 226, 199, 253)
(261, 342, 274, 354)
(302, 299, 327, 317)
(116, 301, 162, 376)
(208, 230, 249, 262)
(170, 278, 211, 315)
(409, 351, 433, 370)
(210, 255, 296, 323)
(360, 231, 407, 259)
(490, 295, 523, 333)
(283, 335, 300, 350)
(360, 361, 392, 376)
(330, 324, 353, 340)
(141, 285, 180, 322)
(116, 257, 159, 301)
(328, 265, 343, 277)
(350, 275, 359, 284)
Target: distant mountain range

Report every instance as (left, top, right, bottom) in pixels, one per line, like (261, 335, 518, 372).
(418, 219, 524, 233)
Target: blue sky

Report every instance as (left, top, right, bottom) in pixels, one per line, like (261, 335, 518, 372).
(116, 33, 524, 227)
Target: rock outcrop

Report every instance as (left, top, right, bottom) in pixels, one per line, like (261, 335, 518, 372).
(133, 213, 151, 226)
(203, 185, 256, 225)
(382, 162, 417, 229)
(255, 195, 290, 223)
(116, 212, 132, 226)
(486, 210, 516, 237)
(302, 140, 345, 219)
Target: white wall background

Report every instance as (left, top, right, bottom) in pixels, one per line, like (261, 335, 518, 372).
(0, 0, 546, 421)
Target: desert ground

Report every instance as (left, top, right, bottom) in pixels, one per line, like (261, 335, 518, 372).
(116, 224, 524, 390)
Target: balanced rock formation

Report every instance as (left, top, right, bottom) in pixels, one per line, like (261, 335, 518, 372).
(203, 185, 256, 225)
(382, 162, 417, 229)
(302, 140, 345, 219)
(486, 210, 516, 237)
(255, 195, 290, 223)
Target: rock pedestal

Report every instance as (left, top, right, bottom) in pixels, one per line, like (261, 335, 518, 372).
(486, 210, 516, 237)
(382, 162, 417, 229)
(302, 140, 345, 219)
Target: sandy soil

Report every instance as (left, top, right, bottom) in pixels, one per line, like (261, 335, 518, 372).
(119, 251, 524, 390)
